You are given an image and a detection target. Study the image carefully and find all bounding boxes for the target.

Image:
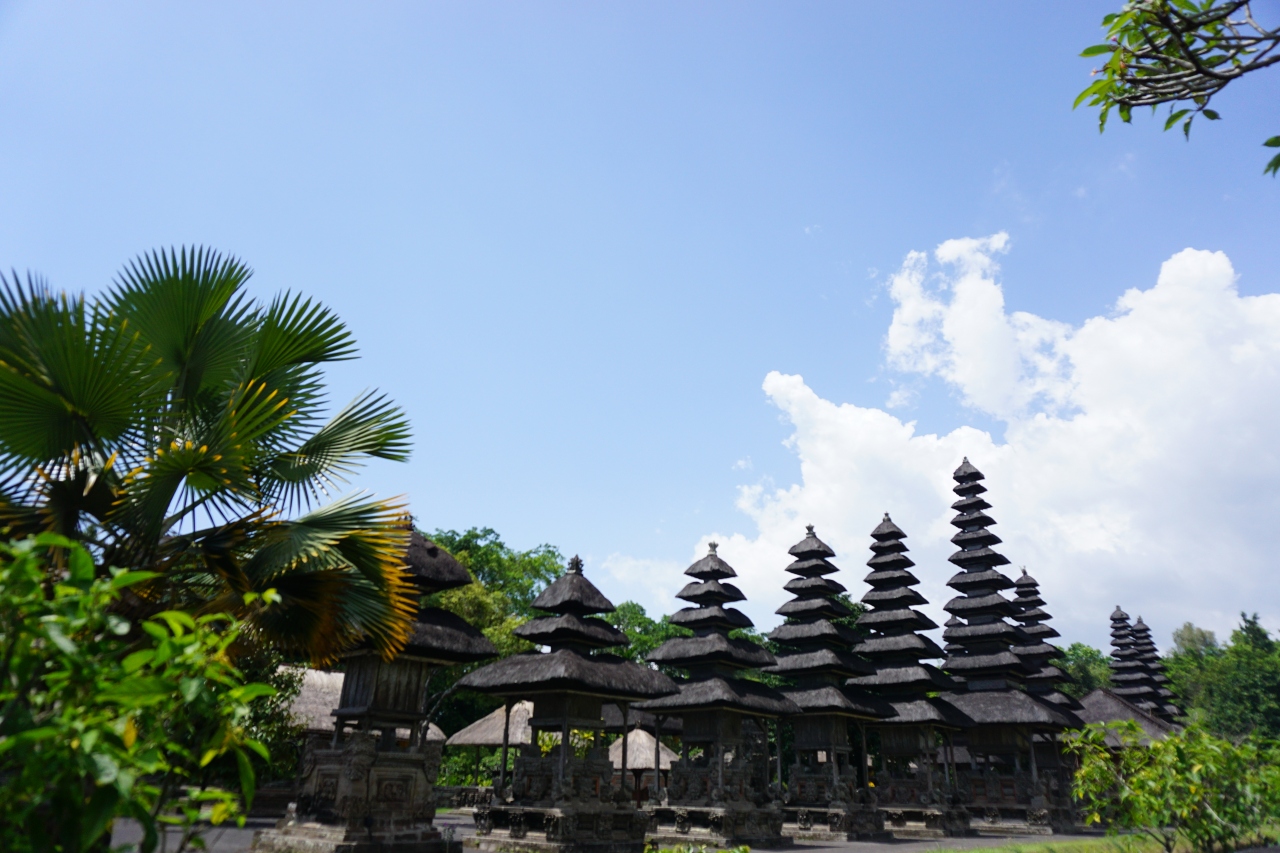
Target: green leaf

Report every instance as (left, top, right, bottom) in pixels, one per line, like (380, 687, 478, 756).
(1263, 136, 1280, 148)
(45, 623, 78, 655)
(235, 746, 257, 808)
(1266, 150, 1280, 177)
(1080, 44, 1115, 57)
(1164, 109, 1190, 131)
(111, 570, 159, 589)
(1202, 109, 1221, 120)
(122, 649, 155, 673)
(235, 683, 278, 702)
(67, 543, 95, 584)
(80, 784, 121, 852)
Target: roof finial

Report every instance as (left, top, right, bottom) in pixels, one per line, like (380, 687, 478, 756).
(805, 524, 815, 535)
(567, 555, 583, 574)
(883, 512, 891, 521)
(708, 541, 719, 555)
(962, 456, 969, 463)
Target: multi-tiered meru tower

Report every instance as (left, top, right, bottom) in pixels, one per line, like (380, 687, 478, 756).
(1110, 611, 1179, 723)
(638, 544, 799, 848)
(938, 460, 1079, 834)
(765, 526, 890, 840)
(849, 515, 971, 837)
(458, 556, 677, 853)
(1010, 570, 1076, 708)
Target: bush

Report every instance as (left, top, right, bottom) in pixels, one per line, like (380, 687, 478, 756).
(1066, 720, 1280, 853)
(0, 535, 275, 853)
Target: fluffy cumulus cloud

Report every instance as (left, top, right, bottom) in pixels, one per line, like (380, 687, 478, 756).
(685, 236, 1280, 650)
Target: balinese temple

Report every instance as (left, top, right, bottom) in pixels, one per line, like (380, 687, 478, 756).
(1010, 570, 1076, 708)
(848, 515, 971, 837)
(764, 525, 891, 840)
(1129, 617, 1180, 721)
(1108, 607, 1164, 716)
(636, 543, 801, 848)
(456, 556, 677, 853)
(255, 530, 498, 853)
(938, 460, 1080, 834)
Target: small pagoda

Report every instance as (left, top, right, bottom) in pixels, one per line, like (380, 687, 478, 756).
(456, 556, 677, 853)
(257, 530, 499, 853)
(1010, 570, 1075, 708)
(938, 460, 1079, 834)
(764, 525, 891, 840)
(1110, 612, 1179, 722)
(848, 514, 971, 837)
(1130, 618, 1180, 721)
(636, 543, 800, 849)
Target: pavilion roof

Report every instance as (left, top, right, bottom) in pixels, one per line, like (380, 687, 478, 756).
(445, 700, 534, 746)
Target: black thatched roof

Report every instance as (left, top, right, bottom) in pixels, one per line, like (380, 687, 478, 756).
(514, 614, 628, 650)
(788, 524, 836, 559)
(530, 556, 616, 616)
(457, 648, 677, 701)
(635, 676, 801, 717)
(941, 460, 1025, 690)
(406, 530, 473, 593)
(1077, 688, 1178, 743)
(684, 543, 738, 580)
(768, 619, 861, 646)
(766, 648, 873, 678)
(403, 606, 499, 663)
(670, 605, 753, 631)
(676, 579, 746, 605)
(646, 633, 775, 669)
(1117, 614, 1180, 721)
(849, 664, 956, 693)
(884, 696, 974, 728)
(783, 685, 894, 718)
(941, 688, 1081, 728)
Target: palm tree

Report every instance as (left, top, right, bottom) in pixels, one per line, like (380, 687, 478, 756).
(0, 247, 416, 661)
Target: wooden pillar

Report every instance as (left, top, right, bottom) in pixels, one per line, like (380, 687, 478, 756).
(774, 720, 783, 788)
(499, 699, 512, 795)
(560, 716, 569, 791)
(859, 723, 868, 789)
(1029, 731, 1038, 781)
(654, 715, 665, 800)
(618, 702, 629, 803)
(473, 746, 481, 787)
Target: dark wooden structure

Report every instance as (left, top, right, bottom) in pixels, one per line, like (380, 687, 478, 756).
(637, 543, 800, 848)
(1108, 608, 1179, 722)
(255, 531, 498, 853)
(457, 556, 677, 853)
(937, 460, 1080, 834)
(849, 515, 972, 837)
(765, 525, 891, 840)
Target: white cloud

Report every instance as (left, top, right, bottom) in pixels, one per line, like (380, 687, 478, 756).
(618, 237, 1280, 651)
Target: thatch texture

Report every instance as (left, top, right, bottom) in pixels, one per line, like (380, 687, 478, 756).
(600, 703, 683, 734)
(530, 560, 616, 615)
(1077, 688, 1177, 744)
(941, 689, 1081, 727)
(457, 648, 677, 700)
(406, 530, 472, 593)
(445, 700, 535, 747)
(289, 668, 444, 738)
(608, 729, 678, 771)
(636, 676, 801, 717)
(403, 606, 499, 663)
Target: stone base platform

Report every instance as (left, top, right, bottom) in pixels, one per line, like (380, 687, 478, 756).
(467, 804, 648, 853)
(779, 805, 888, 841)
(252, 821, 462, 853)
(967, 806, 1078, 836)
(644, 805, 791, 849)
(878, 806, 973, 839)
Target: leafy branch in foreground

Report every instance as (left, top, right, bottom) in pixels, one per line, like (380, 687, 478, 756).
(1066, 719, 1280, 853)
(1075, 0, 1280, 175)
(0, 535, 275, 853)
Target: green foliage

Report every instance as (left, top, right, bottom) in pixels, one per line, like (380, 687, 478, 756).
(1066, 719, 1280, 853)
(0, 535, 274, 853)
(421, 527, 564, 737)
(1060, 642, 1113, 699)
(1075, 0, 1280, 175)
(607, 601, 690, 665)
(0, 248, 417, 663)
(1166, 614, 1280, 739)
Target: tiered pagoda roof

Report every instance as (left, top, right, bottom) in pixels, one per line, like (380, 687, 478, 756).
(1010, 569, 1075, 707)
(939, 460, 1078, 728)
(1129, 616, 1180, 722)
(638, 544, 800, 717)
(764, 525, 890, 718)
(457, 556, 676, 702)
(849, 514, 967, 726)
(1108, 607, 1163, 715)
(396, 530, 498, 663)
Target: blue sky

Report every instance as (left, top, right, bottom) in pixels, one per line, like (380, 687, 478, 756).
(2, 2, 1278, 648)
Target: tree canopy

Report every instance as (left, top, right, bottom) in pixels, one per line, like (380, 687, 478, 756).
(1076, 0, 1280, 175)
(1166, 613, 1280, 738)
(0, 248, 414, 662)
